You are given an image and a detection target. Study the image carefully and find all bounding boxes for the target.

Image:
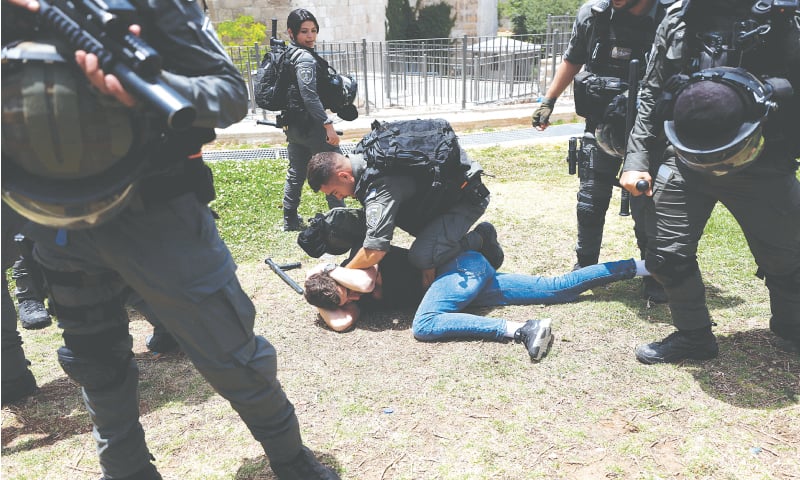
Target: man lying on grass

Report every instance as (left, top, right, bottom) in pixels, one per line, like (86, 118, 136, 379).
(301, 210, 653, 362)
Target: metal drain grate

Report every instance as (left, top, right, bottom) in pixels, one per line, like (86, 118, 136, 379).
(203, 124, 582, 162)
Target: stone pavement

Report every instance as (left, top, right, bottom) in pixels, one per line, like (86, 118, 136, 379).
(213, 100, 582, 148)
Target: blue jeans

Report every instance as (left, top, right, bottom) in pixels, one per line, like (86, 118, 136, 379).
(412, 250, 637, 341)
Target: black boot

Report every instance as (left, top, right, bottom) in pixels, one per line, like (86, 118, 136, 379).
(100, 463, 162, 480)
(572, 252, 599, 271)
(18, 298, 52, 330)
(642, 277, 668, 304)
(146, 326, 179, 355)
(473, 222, 504, 269)
(283, 210, 305, 232)
(1, 369, 38, 406)
(270, 446, 340, 480)
(635, 327, 719, 364)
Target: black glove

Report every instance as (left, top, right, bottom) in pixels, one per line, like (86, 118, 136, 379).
(531, 97, 556, 128)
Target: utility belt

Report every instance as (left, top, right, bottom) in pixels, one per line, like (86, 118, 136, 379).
(137, 153, 216, 209)
(459, 168, 490, 205)
(573, 71, 628, 119)
(567, 134, 621, 181)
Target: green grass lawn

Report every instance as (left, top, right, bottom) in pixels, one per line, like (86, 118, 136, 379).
(2, 143, 798, 480)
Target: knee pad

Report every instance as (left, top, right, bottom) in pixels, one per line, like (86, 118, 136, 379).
(645, 252, 699, 288)
(57, 325, 134, 391)
(577, 181, 613, 221)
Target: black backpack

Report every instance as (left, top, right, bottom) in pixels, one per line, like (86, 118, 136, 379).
(352, 119, 481, 231)
(254, 43, 295, 111)
(352, 118, 469, 199)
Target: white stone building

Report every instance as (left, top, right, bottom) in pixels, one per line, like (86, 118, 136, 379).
(206, 0, 498, 43)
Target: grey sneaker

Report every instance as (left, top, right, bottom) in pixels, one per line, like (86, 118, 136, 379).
(474, 222, 504, 269)
(270, 446, 340, 480)
(18, 299, 52, 330)
(514, 318, 553, 361)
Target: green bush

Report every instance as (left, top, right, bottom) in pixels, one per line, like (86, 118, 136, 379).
(216, 15, 267, 47)
(499, 0, 582, 35)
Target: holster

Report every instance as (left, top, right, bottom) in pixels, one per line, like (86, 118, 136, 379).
(573, 71, 627, 118)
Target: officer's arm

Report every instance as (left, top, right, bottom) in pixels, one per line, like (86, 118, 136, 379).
(543, 59, 583, 101)
(624, 12, 676, 175)
(344, 248, 387, 270)
(151, 2, 249, 129)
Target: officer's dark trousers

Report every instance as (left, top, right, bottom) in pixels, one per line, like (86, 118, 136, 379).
(2, 204, 32, 386)
(24, 194, 303, 478)
(285, 123, 345, 212)
(646, 151, 800, 336)
(576, 135, 649, 262)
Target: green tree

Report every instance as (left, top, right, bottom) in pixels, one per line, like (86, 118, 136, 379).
(386, 0, 455, 40)
(216, 15, 267, 46)
(499, 0, 582, 35)
(386, 0, 415, 40)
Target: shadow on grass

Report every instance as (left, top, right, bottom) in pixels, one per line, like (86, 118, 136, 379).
(595, 280, 747, 325)
(0, 350, 215, 455)
(234, 450, 342, 479)
(685, 328, 799, 409)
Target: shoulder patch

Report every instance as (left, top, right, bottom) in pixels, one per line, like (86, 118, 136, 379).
(297, 64, 314, 85)
(365, 203, 383, 229)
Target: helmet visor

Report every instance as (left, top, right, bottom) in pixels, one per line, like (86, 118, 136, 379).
(665, 120, 764, 176)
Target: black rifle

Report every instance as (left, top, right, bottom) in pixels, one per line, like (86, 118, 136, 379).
(37, 0, 196, 130)
(265, 258, 304, 295)
(619, 59, 640, 217)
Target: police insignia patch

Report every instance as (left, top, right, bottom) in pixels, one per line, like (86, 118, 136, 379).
(365, 203, 383, 228)
(298, 65, 314, 85)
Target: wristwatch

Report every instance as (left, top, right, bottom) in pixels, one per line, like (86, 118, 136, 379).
(322, 263, 337, 274)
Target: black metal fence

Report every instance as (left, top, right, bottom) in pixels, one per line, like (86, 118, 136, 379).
(225, 14, 576, 116)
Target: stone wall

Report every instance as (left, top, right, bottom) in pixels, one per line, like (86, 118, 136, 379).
(207, 0, 498, 43)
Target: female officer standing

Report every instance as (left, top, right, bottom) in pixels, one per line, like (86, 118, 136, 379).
(281, 8, 345, 231)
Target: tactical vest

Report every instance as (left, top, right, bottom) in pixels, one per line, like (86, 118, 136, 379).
(584, 2, 658, 80)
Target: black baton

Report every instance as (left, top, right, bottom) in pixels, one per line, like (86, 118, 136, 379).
(265, 258, 304, 294)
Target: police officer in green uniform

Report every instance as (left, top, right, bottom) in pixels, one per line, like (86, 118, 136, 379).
(280, 8, 345, 231)
(1, 0, 339, 478)
(531, 0, 669, 302)
(306, 146, 502, 288)
(621, 0, 800, 363)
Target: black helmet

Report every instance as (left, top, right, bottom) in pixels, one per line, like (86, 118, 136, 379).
(287, 8, 319, 36)
(664, 67, 780, 176)
(297, 207, 366, 258)
(2, 40, 145, 229)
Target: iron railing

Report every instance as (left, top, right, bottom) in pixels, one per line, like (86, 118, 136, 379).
(225, 14, 577, 116)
